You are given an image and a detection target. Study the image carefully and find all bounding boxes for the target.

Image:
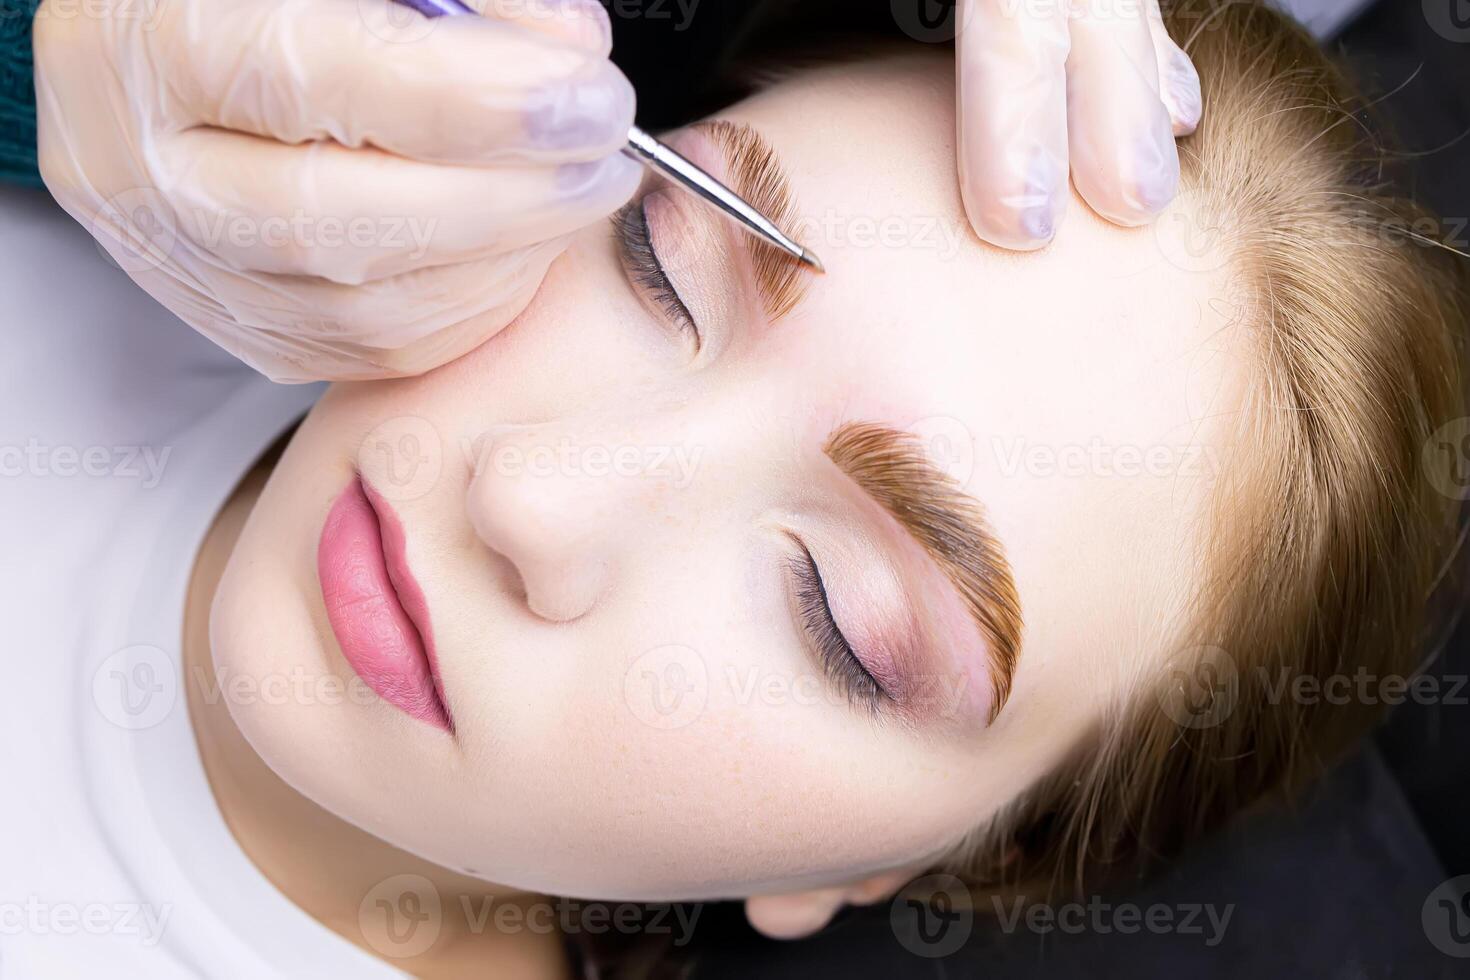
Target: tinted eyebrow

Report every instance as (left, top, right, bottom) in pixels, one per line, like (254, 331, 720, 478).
(690, 119, 813, 321)
(825, 422, 1023, 721)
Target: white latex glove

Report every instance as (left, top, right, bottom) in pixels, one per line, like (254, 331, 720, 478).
(33, 0, 641, 382)
(956, 0, 1203, 249)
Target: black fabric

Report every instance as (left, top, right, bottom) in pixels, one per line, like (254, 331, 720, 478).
(1335, 1, 1470, 882)
(609, 0, 927, 128)
(684, 749, 1456, 979)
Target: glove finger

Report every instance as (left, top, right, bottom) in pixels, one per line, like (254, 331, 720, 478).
(1066, 0, 1180, 227)
(153, 0, 634, 165)
(1144, 0, 1202, 136)
(955, 0, 1071, 250)
(458, 0, 613, 55)
(169, 239, 569, 380)
(152, 126, 640, 283)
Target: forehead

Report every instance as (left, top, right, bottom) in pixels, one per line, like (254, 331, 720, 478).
(718, 54, 1242, 711)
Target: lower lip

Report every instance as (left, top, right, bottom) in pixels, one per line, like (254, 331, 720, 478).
(317, 476, 452, 731)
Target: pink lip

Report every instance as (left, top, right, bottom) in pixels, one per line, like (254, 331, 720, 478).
(317, 476, 452, 731)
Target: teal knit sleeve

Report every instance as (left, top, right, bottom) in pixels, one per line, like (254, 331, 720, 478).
(0, 0, 44, 187)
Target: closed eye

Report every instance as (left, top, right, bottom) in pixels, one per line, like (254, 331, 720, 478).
(613, 203, 700, 349)
(788, 542, 885, 714)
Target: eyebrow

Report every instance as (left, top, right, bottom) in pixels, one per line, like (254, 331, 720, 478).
(691, 119, 813, 321)
(825, 423, 1023, 721)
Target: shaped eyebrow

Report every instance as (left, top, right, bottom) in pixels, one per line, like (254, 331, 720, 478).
(690, 119, 813, 321)
(825, 422, 1024, 721)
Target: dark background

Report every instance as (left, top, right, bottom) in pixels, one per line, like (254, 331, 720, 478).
(597, 1, 1470, 975)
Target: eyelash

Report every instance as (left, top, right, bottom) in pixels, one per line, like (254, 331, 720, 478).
(788, 545, 885, 714)
(614, 203, 700, 346)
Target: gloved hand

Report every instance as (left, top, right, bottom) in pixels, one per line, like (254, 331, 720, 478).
(955, 0, 1202, 249)
(33, 0, 640, 382)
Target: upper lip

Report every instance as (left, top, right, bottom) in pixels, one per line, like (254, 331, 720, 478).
(318, 473, 453, 732)
(359, 479, 452, 717)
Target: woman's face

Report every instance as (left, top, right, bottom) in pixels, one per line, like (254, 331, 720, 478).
(214, 52, 1237, 901)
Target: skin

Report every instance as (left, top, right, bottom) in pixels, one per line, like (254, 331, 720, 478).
(186, 457, 570, 977)
(201, 50, 1242, 969)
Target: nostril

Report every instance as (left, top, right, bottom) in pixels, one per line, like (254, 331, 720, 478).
(464, 438, 611, 624)
(522, 563, 607, 623)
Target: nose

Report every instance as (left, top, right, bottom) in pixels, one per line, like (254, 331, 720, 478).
(464, 421, 690, 622)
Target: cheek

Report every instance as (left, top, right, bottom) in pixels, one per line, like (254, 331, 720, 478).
(451, 534, 980, 899)
(428, 226, 688, 416)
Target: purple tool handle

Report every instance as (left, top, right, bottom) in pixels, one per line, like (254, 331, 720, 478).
(378, 0, 824, 271)
(391, 0, 476, 18)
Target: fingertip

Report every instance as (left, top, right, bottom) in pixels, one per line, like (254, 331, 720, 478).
(557, 150, 642, 211)
(525, 61, 636, 158)
(1163, 46, 1202, 137)
(963, 196, 1060, 251)
(557, 0, 615, 55)
(1079, 143, 1180, 227)
(958, 150, 1067, 251)
(472, 0, 613, 54)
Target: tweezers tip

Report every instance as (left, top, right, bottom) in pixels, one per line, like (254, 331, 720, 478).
(799, 249, 826, 275)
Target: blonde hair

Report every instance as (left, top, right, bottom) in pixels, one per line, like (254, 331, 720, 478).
(942, 0, 1470, 896)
